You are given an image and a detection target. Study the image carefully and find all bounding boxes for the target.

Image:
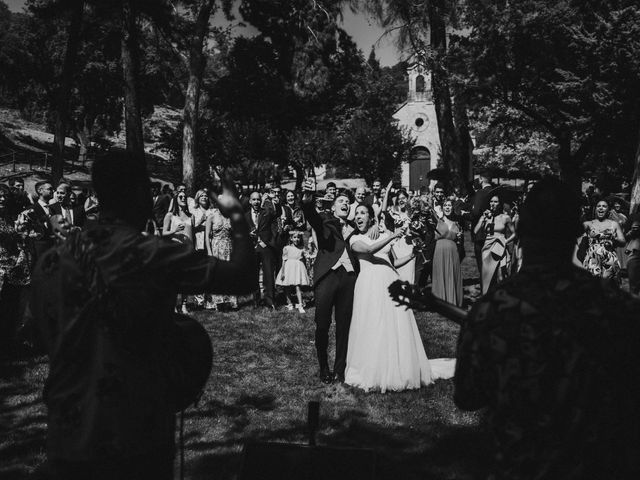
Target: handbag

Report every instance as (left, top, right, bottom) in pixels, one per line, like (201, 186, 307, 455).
(489, 239, 506, 259)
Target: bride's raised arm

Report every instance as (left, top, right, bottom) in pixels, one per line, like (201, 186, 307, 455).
(351, 228, 403, 255)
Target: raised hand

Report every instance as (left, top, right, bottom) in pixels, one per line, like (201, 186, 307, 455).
(212, 176, 243, 217)
(386, 179, 393, 192)
(302, 178, 316, 204)
(367, 224, 380, 240)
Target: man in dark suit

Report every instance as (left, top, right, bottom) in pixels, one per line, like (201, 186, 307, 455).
(470, 171, 494, 287)
(302, 179, 359, 384)
(9, 177, 32, 213)
(49, 186, 86, 229)
(151, 182, 170, 233)
(246, 191, 278, 309)
(364, 179, 382, 208)
(31, 181, 55, 260)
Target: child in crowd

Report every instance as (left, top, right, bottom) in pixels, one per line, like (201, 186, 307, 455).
(276, 230, 310, 313)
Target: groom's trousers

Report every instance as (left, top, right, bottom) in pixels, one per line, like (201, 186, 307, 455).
(314, 266, 356, 376)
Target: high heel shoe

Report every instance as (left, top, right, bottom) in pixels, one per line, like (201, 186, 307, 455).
(286, 304, 294, 311)
(296, 304, 305, 314)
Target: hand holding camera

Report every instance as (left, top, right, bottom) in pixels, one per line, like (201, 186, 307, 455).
(301, 178, 316, 204)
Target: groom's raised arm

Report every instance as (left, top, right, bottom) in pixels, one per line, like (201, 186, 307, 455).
(301, 181, 324, 235)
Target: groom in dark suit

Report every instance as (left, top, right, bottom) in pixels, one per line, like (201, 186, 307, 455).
(302, 180, 359, 384)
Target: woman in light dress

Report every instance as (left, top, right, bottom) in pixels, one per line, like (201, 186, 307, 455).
(345, 204, 456, 393)
(192, 189, 213, 307)
(205, 204, 239, 310)
(163, 191, 194, 313)
(474, 195, 515, 294)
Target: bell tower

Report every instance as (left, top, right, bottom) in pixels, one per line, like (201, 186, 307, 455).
(407, 63, 432, 103)
(392, 60, 441, 192)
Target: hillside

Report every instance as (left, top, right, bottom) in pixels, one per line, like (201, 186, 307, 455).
(0, 106, 183, 188)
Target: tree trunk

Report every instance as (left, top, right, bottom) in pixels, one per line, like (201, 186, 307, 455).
(51, 0, 84, 183)
(74, 117, 91, 165)
(630, 131, 640, 215)
(181, 0, 216, 193)
(291, 160, 305, 194)
(427, 0, 462, 189)
(121, 0, 144, 159)
(182, 73, 200, 193)
(557, 132, 581, 195)
(452, 89, 474, 194)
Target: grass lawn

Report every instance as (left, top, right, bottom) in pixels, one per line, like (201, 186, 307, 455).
(1, 240, 490, 480)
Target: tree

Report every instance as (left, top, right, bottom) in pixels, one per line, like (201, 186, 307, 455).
(179, 1, 217, 192)
(455, 0, 640, 194)
(154, 0, 233, 192)
(119, 0, 144, 157)
(361, 0, 473, 190)
(51, 0, 85, 183)
(471, 105, 558, 179)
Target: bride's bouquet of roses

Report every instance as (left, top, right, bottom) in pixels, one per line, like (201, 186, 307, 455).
(387, 207, 434, 265)
(406, 210, 432, 264)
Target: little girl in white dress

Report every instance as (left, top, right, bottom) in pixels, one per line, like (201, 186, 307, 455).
(276, 231, 310, 313)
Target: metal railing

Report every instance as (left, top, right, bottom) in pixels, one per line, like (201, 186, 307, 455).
(0, 149, 52, 181)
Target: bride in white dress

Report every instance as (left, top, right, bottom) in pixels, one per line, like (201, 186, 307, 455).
(345, 204, 455, 393)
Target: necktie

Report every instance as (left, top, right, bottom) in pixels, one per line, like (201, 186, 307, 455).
(64, 208, 73, 225)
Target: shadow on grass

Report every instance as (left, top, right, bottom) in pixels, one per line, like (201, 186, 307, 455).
(187, 409, 490, 480)
(0, 355, 48, 480)
(186, 393, 277, 420)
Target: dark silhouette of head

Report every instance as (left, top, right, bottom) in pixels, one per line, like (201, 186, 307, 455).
(0, 183, 13, 221)
(92, 149, 152, 230)
(517, 177, 582, 262)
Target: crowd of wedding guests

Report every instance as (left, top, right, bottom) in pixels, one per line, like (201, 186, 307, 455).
(1, 172, 639, 360)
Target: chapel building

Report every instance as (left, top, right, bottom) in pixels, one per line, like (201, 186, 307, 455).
(393, 61, 441, 192)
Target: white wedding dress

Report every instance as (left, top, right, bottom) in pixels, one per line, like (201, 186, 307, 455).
(345, 233, 456, 393)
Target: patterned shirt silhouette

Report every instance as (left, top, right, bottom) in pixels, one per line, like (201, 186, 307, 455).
(454, 265, 640, 480)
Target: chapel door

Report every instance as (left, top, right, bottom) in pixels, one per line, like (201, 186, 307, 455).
(409, 147, 431, 192)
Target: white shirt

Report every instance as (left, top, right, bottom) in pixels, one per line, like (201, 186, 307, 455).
(38, 199, 51, 216)
(61, 206, 74, 225)
(433, 204, 444, 219)
(331, 222, 355, 272)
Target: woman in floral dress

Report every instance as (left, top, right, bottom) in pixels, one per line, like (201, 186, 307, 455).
(0, 185, 33, 359)
(582, 200, 625, 282)
(205, 206, 238, 310)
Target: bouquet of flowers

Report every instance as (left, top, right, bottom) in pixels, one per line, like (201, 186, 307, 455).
(406, 210, 436, 265)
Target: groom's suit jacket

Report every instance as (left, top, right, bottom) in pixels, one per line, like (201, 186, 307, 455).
(302, 203, 360, 284)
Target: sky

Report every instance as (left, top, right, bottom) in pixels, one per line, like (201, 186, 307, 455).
(5, 0, 404, 66)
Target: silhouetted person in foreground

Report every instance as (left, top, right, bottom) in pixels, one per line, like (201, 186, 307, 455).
(31, 151, 256, 480)
(454, 177, 640, 480)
